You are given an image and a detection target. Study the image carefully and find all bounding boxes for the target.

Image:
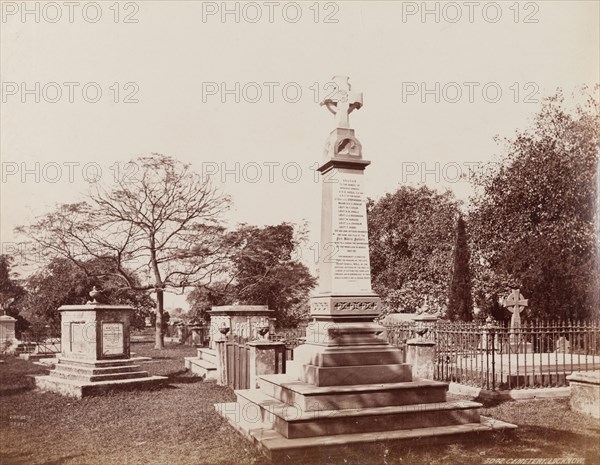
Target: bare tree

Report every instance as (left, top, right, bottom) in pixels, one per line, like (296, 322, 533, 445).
(17, 154, 230, 348)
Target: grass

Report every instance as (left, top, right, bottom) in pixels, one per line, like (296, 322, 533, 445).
(0, 343, 599, 465)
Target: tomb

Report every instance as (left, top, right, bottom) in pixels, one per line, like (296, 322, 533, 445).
(185, 305, 274, 380)
(35, 300, 166, 398)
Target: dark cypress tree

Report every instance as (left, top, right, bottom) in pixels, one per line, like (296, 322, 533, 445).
(447, 215, 473, 321)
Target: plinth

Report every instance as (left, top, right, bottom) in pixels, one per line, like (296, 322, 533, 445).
(35, 303, 166, 398)
(215, 78, 515, 460)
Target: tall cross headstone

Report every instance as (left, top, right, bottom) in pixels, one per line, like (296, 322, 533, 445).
(503, 288, 528, 344)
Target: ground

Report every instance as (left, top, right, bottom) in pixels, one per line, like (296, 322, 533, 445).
(1, 342, 599, 465)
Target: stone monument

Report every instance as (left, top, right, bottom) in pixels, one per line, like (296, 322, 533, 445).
(215, 76, 515, 461)
(502, 288, 532, 353)
(35, 288, 166, 398)
(184, 305, 275, 380)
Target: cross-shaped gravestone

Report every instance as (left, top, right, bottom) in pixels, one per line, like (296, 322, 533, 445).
(321, 75, 363, 129)
(503, 289, 528, 344)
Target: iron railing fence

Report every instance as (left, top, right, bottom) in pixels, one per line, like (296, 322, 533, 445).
(271, 319, 600, 391)
(431, 319, 600, 390)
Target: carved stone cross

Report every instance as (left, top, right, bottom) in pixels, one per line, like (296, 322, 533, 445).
(321, 75, 363, 129)
(503, 288, 528, 342)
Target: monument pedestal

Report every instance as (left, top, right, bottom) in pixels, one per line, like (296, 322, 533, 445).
(35, 304, 166, 398)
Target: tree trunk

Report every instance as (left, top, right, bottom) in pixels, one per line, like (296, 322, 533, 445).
(155, 289, 165, 349)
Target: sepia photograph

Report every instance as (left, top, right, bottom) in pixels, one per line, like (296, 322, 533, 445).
(0, 1, 599, 464)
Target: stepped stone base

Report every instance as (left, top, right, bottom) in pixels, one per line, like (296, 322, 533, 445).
(184, 347, 218, 380)
(35, 357, 167, 398)
(218, 405, 515, 462)
(216, 372, 517, 460)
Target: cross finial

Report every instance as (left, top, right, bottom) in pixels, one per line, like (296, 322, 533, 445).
(503, 289, 528, 314)
(321, 75, 363, 129)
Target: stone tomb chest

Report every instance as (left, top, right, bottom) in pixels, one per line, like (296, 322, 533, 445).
(60, 304, 132, 360)
(208, 305, 275, 348)
(35, 303, 166, 397)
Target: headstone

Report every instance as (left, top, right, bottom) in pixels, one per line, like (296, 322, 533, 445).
(480, 316, 500, 352)
(216, 76, 516, 460)
(0, 315, 17, 350)
(503, 289, 528, 341)
(35, 290, 166, 397)
(555, 336, 571, 354)
(502, 288, 532, 353)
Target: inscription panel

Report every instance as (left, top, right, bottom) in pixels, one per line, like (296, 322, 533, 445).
(330, 171, 372, 293)
(70, 322, 87, 354)
(102, 322, 124, 356)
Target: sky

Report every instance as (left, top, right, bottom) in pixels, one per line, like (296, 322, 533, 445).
(1, 0, 599, 310)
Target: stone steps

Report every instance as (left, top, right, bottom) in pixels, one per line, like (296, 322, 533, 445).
(55, 358, 138, 368)
(46, 357, 151, 382)
(54, 362, 144, 376)
(293, 345, 405, 367)
(302, 363, 412, 387)
(234, 388, 482, 439)
(35, 374, 167, 398)
(51, 366, 150, 382)
(215, 404, 517, 463)
(197, 348, 217, 362)
(184, 357, 218, 380)
(258, 374, 449, 411)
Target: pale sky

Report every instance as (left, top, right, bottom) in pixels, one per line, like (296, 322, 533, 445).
(1, 1, 598, 309)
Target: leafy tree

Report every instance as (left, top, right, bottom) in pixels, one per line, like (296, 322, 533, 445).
(19, 257, 156, 336)
(187, 282, 229, 324)
(469, 87, 599, 320)
(447, 215, 473, 321)
(367, 186, 461, 314)
(17, 154, 230, 348)
(188, 223, 316, 328)
(0, 255, 28, 336)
